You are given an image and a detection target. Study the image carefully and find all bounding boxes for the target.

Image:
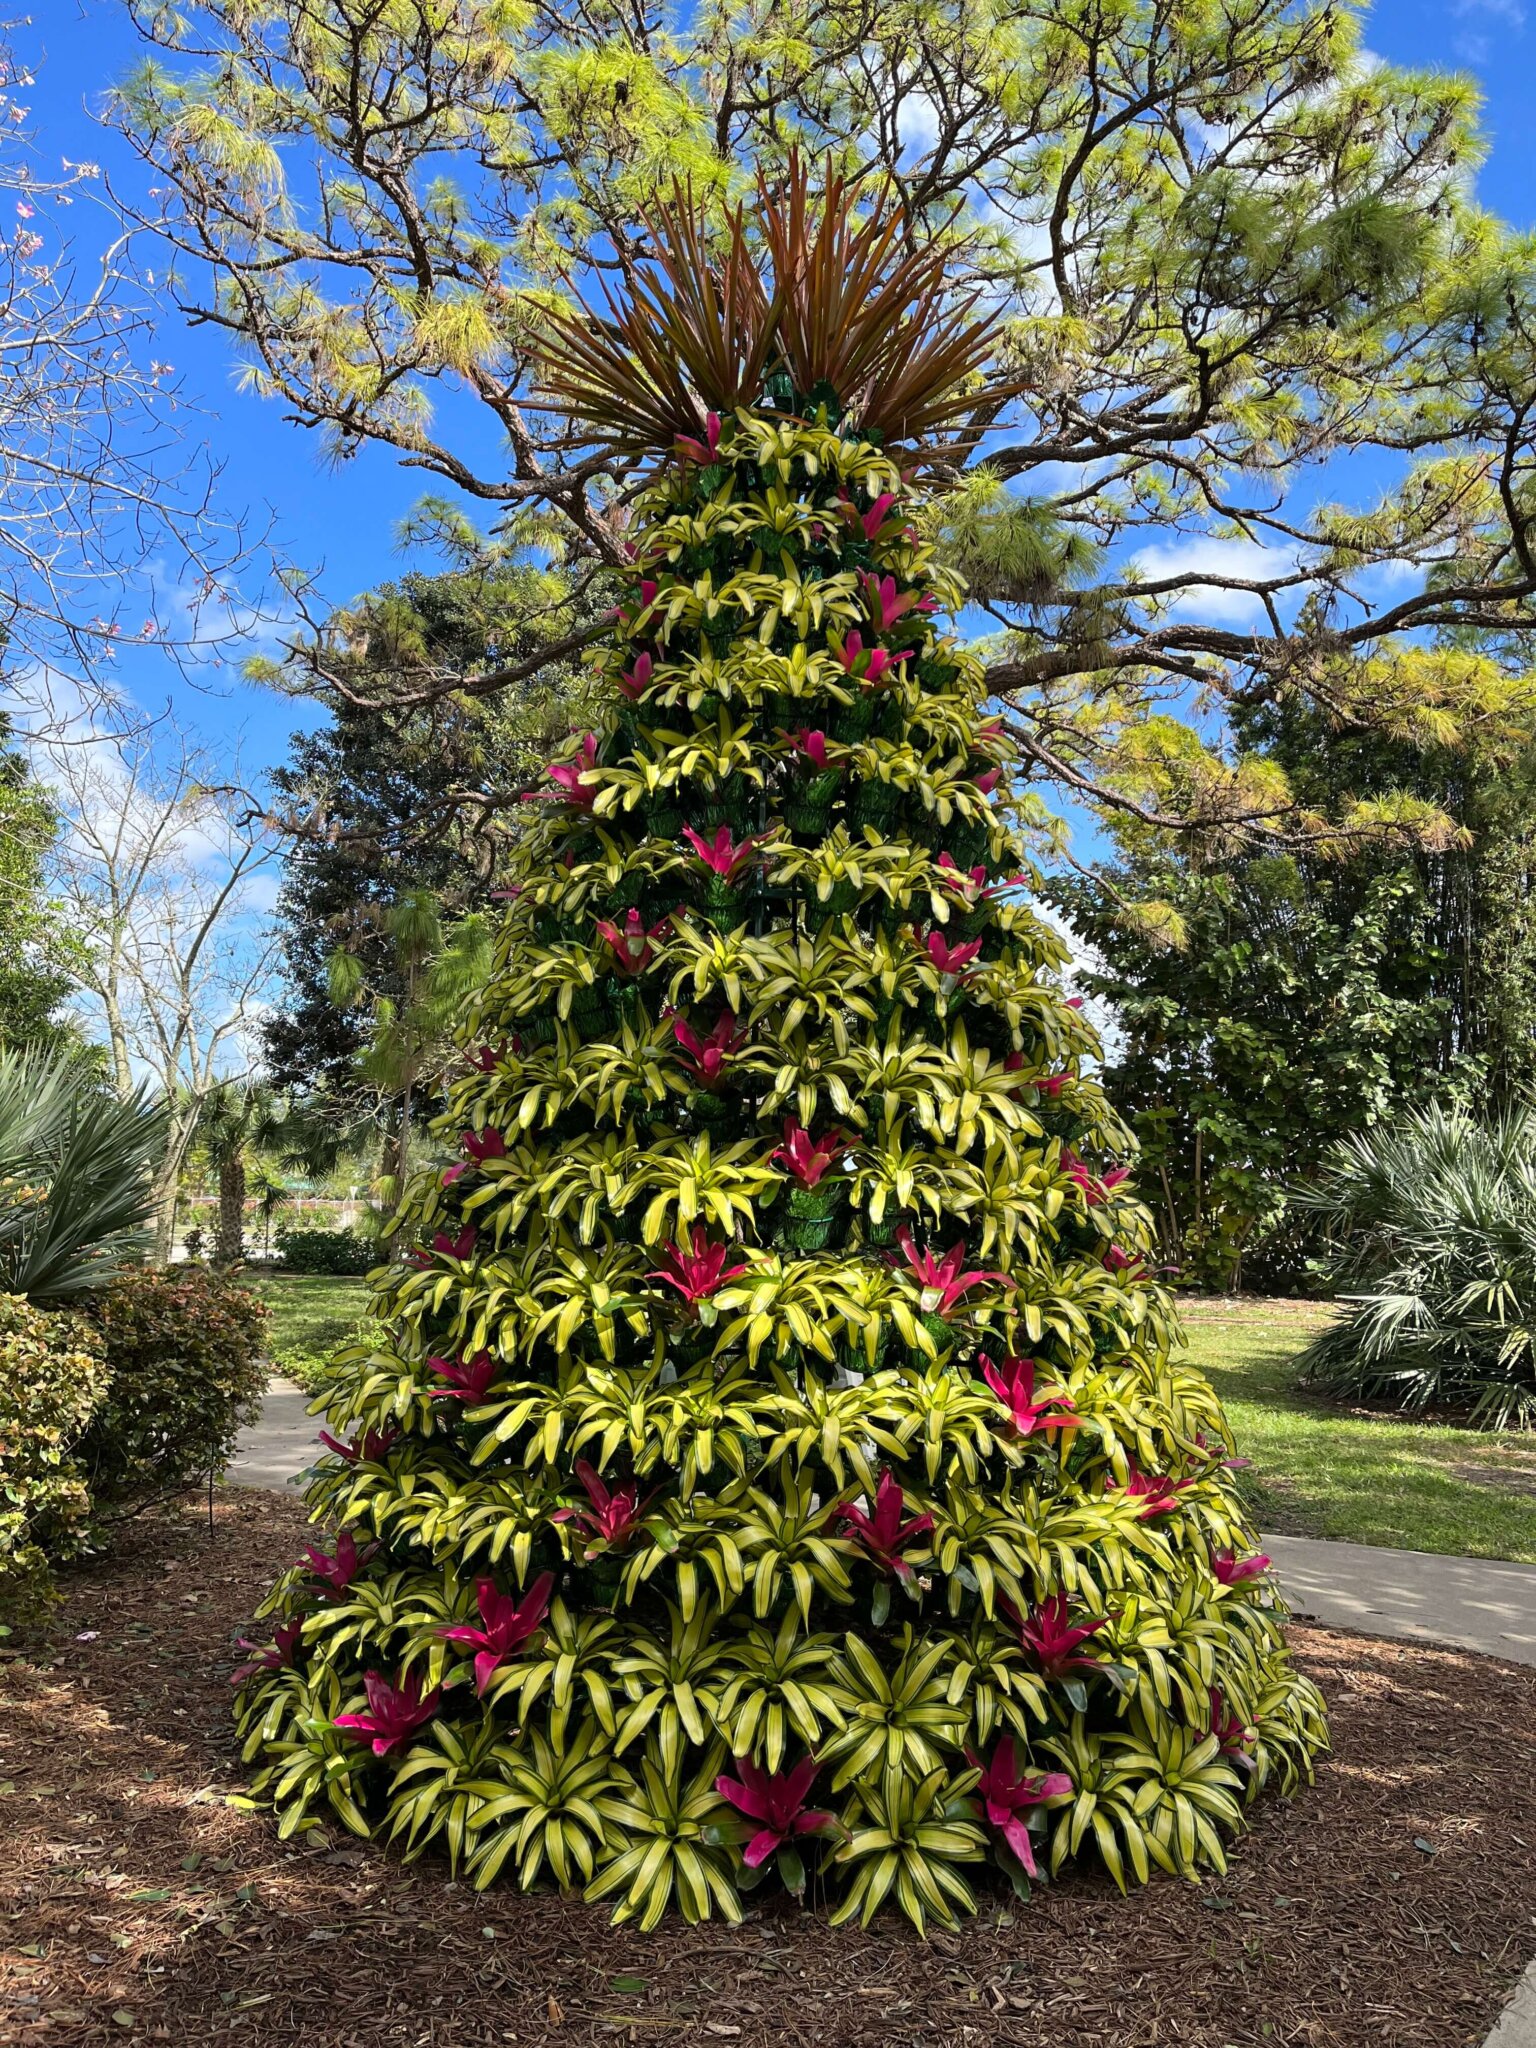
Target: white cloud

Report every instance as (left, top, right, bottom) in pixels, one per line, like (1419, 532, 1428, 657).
(1129, 536, 1298, 626)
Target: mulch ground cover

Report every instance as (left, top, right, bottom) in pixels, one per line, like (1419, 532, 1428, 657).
(2, 1491, 1534, 2048)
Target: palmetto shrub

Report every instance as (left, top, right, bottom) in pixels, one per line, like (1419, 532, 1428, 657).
(0, 1048, 168, 1304)
(232, 163, 1326, 1931)
(1297, 1103, 1536, 1427)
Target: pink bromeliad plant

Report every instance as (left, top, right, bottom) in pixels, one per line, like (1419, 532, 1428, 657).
(334, 1669, 441, 1756)
(967, 1736, 1072, 1883)
(674, 411, 721, 465)
(1212, 1548, 1271, 1586)
(1002, 1592, 1115, 1687)
(301, 1529, 379, 1596)
(522, 733, 599, 808)
(836, 629, 911, 686)
(835, 1470, 934, 1589)
(921, 927, 985, 979)
(438, 1572, 555, 1694)
(427, 1350, 499, 1403)
(318, 1423, 399, 1464)
(230, 1616, 304, 1687)
(977, 1355, 1078, 1443)
(1114, 1462, 1196, 1518)
(596, 909, 671, 976)
(895, 1228, 1012, 1318)
(772, 1119, 844, 1187)
(682, 823, 762, 884)
(715, 1756, 840, 1890)
(649, 1225, 747, 1305)
(552, 1461, 656, 1558)
(672, 1010, 744, 1084)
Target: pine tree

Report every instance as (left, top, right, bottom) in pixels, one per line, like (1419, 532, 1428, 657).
(235, 164, 1327, 1931)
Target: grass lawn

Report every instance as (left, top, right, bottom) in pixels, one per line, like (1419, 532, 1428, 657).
(1181, 1297, 1536, 1564)
(243, 1270, 372, 1391)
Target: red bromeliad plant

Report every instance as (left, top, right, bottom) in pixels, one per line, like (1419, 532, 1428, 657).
(234, 158, 1325, 1934)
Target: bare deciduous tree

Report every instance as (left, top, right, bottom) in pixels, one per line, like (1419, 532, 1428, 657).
(34, 693, 279, 1258)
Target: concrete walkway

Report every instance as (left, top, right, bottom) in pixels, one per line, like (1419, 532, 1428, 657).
(1264, 1532, 1536, 1668)
(225, 1385, 1536, 1668)
(226, 1376, 323, 1489)
(1486, 1964, 1536, 2048)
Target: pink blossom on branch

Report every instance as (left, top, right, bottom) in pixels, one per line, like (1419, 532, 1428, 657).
(438, 1571, 555, 1693)
(966, 1736, 1072, 1876)
(834, 1470, 934, 1582)
(715, 1755, 839, 1868)
(895, 1228, 1013, 1318)
(334, 1668, 441, 1756)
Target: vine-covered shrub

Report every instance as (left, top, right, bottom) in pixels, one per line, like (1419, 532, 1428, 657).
(0, 1293, 109, 1621)
(276, 1227, 379, 1277)
(79, 1267, 268, 1516)
(233, 167, 1326, 1931)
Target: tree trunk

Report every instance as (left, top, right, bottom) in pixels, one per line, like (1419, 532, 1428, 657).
(216, 1153, 247, 1268)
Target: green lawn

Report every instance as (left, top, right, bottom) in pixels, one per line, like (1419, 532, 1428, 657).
(245, 1271, 373, 1392)
(1181, 1298, 1536, 1564)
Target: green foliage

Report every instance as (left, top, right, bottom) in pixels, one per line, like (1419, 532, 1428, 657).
(78, 1267, 268, 1516)
(115, 0, 1536, 868)
(234, 403, 1326, 1931)
(276, 1227, 380, 1278)
(1297, 1105, 1536, 1429)
(0, 722, 77, 1056)
(0, 1049, 169, 1303)
(0, 1293, 109, 1622)
(1054, 861, 1450, 1291)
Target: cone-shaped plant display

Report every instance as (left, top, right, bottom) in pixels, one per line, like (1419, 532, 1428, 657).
(234, 162, 1327, 1932)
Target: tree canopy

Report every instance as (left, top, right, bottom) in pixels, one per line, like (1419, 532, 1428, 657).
(113, 0, 1536, 870)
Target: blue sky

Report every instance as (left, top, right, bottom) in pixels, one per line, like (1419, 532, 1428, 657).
(18, 0, 1536, 796)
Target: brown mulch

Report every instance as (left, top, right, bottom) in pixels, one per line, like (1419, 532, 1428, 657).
(2, 1493, 1534, 2048)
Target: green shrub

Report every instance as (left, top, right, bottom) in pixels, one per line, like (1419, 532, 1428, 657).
(272, 1317, 374, 1395)
(78, 1267, 268, 1516)
(275, 1226, 379, 1277)
(1298, 1103, 1536, 1427)
(0, 1293, 110, 1622)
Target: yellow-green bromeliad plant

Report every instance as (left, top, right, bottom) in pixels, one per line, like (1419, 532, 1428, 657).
(232, 160, 1327, 1932)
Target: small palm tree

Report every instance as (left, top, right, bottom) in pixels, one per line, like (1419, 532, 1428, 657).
(196, 1082, 287, 1268)
(0, 1048, 168, 1301)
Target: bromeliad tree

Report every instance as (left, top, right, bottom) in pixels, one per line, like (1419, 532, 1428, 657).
(233, 166, 1326, 1930)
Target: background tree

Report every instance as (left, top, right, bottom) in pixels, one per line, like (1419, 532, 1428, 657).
(260, 517, 607, 1101)
(1057, 689, 1536, 1287)
(194, 1079, 286, 1267)
(35, 701, 278, 1258)
(0, 713, 78, 1054)
(114, 0, 1536, 874)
